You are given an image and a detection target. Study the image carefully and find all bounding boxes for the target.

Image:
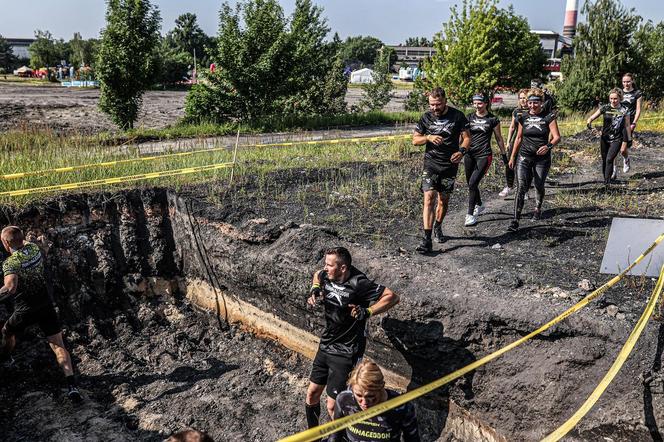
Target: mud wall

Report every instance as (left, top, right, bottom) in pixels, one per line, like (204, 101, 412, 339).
(3, 188, 664, 441)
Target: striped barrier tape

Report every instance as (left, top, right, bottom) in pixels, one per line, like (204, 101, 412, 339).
(278, 233, 664, 442)
(0, 162, 234, 197)
(0, 134, 412, 180)
(543, 264, 664, 441)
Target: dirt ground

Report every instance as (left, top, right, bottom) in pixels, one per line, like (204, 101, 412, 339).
(0, 83, 411, 134)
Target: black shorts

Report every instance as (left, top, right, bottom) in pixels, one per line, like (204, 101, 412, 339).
(310, 349, 362, 399)
(4, 304, 61, 337)
(421, 165, 458, 194)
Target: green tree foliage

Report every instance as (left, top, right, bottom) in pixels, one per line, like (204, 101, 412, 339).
(359, 49, 394, 111)
(185, 0, 347, 123)
(0, 35, 16, 72)
(165, 13, 211, 58)
(97, 0, 161, 129)
(339, 35, 384, 67)
(69, 33, 99, 67)
(405, 37, 433, 47)
(631, 21, 664, 104)
(28, 30, 69, 68)
(158, 14, 213, 86)
(558, 0, 641, 111)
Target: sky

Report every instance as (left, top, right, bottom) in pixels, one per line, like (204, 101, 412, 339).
(1, 0, 663, 44)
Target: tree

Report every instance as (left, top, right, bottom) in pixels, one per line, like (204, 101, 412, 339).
(339, 36, 384, 67)
(69, 33, 99, 67)
(28, 30, 69, 68)
(97, 0, 161, 129)
(631, 21, 664, 104)
(0, 35, 16, 72)
(359, 48, 394, 111)
(166, 13, 210, 58)
(405, 37, 433, 47)
(424, 0, 502, 105)
(185, 0, 347, 123)
(557, 0, 641, 111)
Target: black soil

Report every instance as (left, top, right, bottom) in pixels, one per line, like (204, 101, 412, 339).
(1, 131, 664, 441)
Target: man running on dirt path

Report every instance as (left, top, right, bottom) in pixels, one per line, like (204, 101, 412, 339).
(0, 226, 82, 403)
(305, 247, 399, 429)
(412, 87, 471, 253)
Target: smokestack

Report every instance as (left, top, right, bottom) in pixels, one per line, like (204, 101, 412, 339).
(563, 0, 579, 39)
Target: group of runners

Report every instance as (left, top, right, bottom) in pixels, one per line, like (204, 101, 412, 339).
(411, 74, 642, 252)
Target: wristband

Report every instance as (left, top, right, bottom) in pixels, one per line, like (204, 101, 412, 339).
(458, 147, 467, 155)
(546, 142, 554, 149)
(586, 122, 592, 130)
(367, 307, 373, 317)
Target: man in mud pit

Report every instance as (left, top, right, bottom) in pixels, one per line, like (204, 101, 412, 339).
(412, 87, 471, 253)
(305, 247, 400, 429)
(0, 226, 82, 403)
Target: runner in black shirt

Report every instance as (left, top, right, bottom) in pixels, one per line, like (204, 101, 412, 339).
(305, 247, 399, 429)
(412, 87, 471, 252)
(620, 73, 642, 173)
(530, 79, 557, 118)
(500, 89, 529, 198)
(507, 88, 561, 232)
(464, 92, 506, 226)
(328, 361, 419, 442)
(586, 88, 631, 185)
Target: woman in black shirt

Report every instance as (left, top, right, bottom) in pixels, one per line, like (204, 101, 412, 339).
(507, 88, 561, 232)
(586, 88, 631, 185)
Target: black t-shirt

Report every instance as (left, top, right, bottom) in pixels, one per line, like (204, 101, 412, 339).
(329, 389, 420, 442)
(518, 111, 555, 156)
(542, 91, 557, 117)
(621, 89, 642, 118)
(318, 266, 384, 356)
(415, 108, 469, 170)
(599, 104, 628, 141)
(467, 112, 499, 157)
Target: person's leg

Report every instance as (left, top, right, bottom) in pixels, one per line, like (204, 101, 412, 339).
(513, 155, 533, 221)
(606, 140, 622, 183)
(473, 155, 492, 213)
(437, 193, 450, 223)
(324, 354, 356, 418)
(306, 382, 325, 427)
(422, 190, 436, 230)
(1, 324, 16, 358)
(600, 136, 610, 183)
(46, 332, 75, 377)
(532, 155, 551, 214)
(464, 154, 477, 215)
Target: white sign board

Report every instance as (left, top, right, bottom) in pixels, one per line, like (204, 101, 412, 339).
(600, 218, 664, 277)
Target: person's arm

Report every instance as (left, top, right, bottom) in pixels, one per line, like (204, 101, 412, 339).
(537, 119, 561, 155)
(0, 274, 18, 303)
(350, 287, 399, 319)
(413, 131, 442, 147)
(450, 129, 470, 164)
(633, 96, 642, 126)
(507, 115, 517, 146)
(624, 114, 632, 141)
(509, 123, 523, 169)
(586, 108, 602, 128)
(493, 123, 506, 155)
(307, 270, 324, 306)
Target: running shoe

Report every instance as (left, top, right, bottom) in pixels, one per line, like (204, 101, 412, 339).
(507, 220, 519, 232)
(473, 205, 485, 216)
(464, 214, 477, 226)
(524, 191, 530, 200)
(415, 238, 432, 253)
(68, 386, 83, 404)
(433, 223, 445, 243)
(623, 157, 631, 173)
(499, 186, 512, 197)
(611, 166, 618, 180)
(531, 209, 541, 221)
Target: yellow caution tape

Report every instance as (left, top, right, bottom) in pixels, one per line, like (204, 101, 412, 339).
(542, 264, 664, 442)
(1, 134, 412, 180)
(278, 233, 664, 442)
(0, 162, 234, 197)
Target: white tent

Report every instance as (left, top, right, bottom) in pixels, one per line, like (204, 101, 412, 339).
(349, 68, 375, 84)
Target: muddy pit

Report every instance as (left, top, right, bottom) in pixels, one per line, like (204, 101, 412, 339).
(2, 132, 664, 441)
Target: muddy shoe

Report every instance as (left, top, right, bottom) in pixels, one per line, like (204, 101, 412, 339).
(473, 204, 485, 216)
(623, 157, 631, 173)
(433, 223, 445, 243)
(531, 209, 541, 221)
(416, 238, 433, 253)
(464, 214, 477, 227)
(499, 186, 512, 198)
(507, 220, 519, 232)
(68, 386, 83, 404)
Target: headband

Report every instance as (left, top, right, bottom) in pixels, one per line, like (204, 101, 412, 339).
(472, 94, 488, 102)
(527, 95, 542, 102)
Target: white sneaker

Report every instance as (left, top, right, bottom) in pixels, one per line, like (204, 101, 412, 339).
(473, 204, 485, 216)
(623, 157, 630, 173)
(611, 166, 617, 180)
(464, 214, 477, 226)
(499, 186, 512, 197)
(524, 191, 530, 200)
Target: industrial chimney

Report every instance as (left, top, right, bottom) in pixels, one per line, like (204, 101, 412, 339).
(563, 0, 579, 39)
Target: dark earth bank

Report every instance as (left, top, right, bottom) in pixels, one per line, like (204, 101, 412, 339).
(1, 130, 664, 441)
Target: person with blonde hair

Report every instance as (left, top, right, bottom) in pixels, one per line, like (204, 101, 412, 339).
(507, 88, 561, 232)
(328, 361, 420, 441)
(586, 88, 631, 185)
